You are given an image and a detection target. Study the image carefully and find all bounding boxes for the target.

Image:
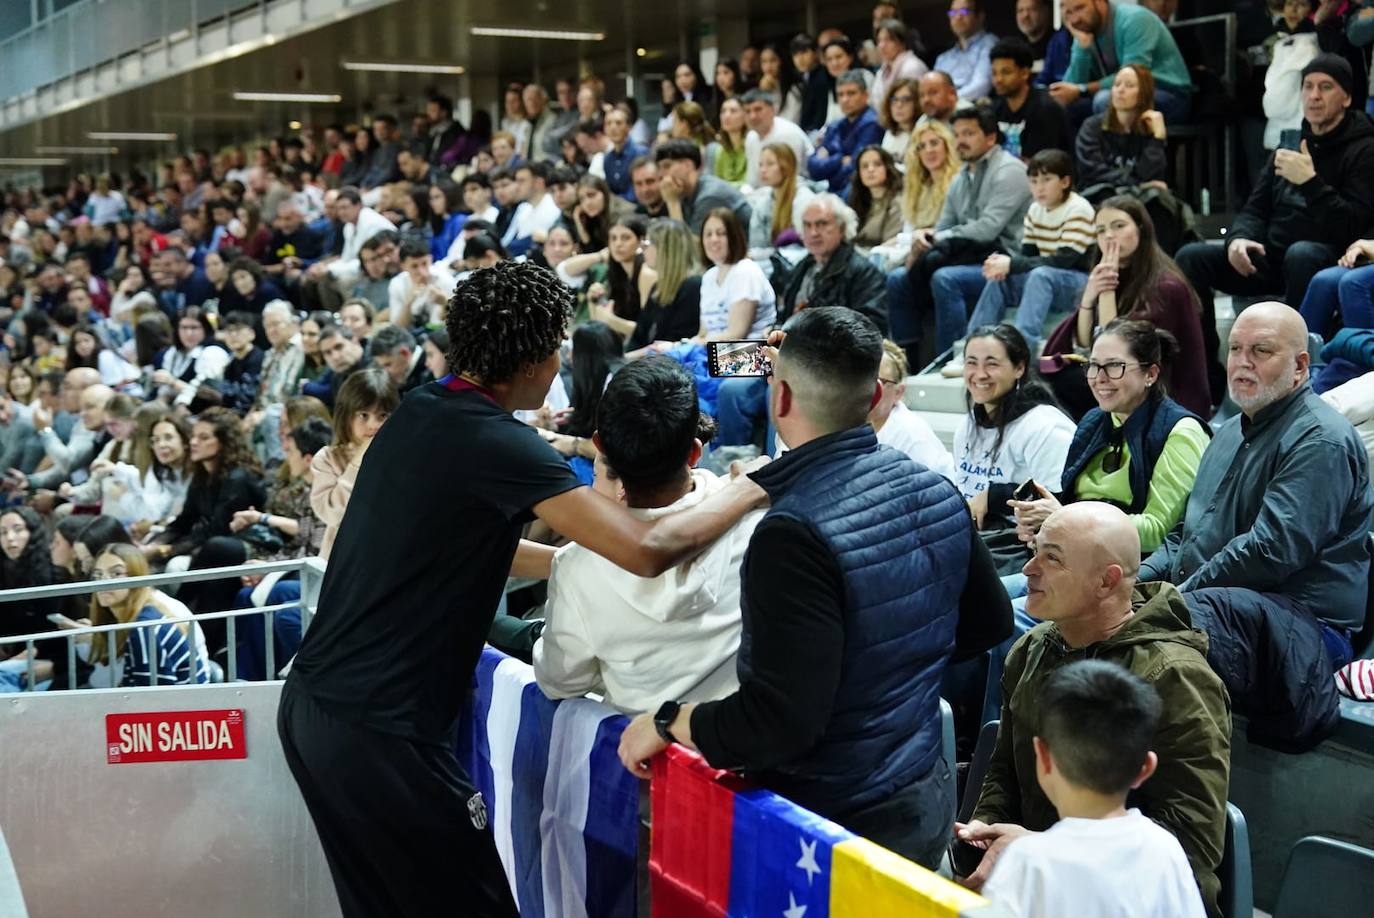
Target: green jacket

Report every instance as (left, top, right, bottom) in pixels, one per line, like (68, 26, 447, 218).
(971, 581, 1231, 917)
(1063, 2, 1193, 96)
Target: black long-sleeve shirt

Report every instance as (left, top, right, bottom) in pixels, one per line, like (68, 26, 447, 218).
(690, 517, 1012, 772)
(162, 467, 266, 557)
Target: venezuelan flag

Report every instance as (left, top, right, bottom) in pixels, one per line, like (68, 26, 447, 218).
(650, 746, 994, 918)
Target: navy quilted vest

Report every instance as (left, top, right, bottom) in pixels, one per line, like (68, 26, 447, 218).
(740, 426, 971, 816)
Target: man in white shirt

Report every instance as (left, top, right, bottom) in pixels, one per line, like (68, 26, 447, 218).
(579, 117, 614, 178)
(513, 161, 564, 244)
(445, 175, 500, 263)
(742, 89, 812, 188)
(534, 359, 762, 714)
(387, 239, 457, 329)
(305, 186, 395, 296)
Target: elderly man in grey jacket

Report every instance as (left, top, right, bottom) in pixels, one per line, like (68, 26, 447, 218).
(885, 104, 1032, 361)
(1141, 302, 1374, 751)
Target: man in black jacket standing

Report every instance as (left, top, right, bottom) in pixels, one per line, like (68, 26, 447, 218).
(1175, 54, 1374, 401)
(620, 307, 1012, 867)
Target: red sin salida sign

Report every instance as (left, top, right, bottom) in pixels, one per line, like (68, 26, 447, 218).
(106, 709, 247, 764)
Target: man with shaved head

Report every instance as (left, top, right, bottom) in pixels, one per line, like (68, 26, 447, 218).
(1141, 302, 1373, 750)
(959, 502, 1230, 917)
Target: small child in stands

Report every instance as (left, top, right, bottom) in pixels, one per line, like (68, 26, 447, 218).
(954, 147, 1095, 364)
(980, 659, 1205, 918)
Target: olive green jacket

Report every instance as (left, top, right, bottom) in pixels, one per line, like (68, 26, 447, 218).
(971, 581, 1231, 917)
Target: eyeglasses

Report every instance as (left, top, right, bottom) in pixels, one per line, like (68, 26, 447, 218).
(890, 94, 916, 104)
(1085, 361, 1148, 380)
(948, 8, 975, 17)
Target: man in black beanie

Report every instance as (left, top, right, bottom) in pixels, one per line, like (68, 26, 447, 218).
(1175, 52, 1374, 405)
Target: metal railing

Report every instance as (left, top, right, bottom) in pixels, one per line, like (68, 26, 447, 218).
(0, 556, 326, 691)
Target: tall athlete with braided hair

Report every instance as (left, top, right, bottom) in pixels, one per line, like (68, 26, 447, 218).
(279, 260, 766, 917)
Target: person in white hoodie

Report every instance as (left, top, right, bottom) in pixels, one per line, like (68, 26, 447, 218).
(534, 358, 762, 714)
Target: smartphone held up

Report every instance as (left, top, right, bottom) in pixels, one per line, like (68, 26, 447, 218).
(707, 340, 773, 378)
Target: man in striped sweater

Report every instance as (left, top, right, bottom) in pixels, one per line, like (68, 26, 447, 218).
(958, 148, 1095, 358)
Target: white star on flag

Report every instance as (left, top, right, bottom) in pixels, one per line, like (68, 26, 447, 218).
(783, 890, 808, 918)
(796, 837, 822, 886)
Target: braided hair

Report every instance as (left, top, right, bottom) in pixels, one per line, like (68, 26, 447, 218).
(445, 260, 572, 385)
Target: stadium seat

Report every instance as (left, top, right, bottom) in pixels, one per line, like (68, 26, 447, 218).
(957, 719, 1001, 824)
(1309, 333, 1327, 371)
(0, 823, 29, 918)
(1219, 802, 1253, 918)
(1272, 836, 1374, 918)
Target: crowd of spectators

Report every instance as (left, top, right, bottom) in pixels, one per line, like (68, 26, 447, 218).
(3, 0, 1374, 914)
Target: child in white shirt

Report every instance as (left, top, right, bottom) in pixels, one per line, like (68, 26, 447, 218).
(980, 660, 1206, 918)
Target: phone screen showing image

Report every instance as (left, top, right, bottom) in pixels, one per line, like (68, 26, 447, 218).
(707, 340, 772, 378)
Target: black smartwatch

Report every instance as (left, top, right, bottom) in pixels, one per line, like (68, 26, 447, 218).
(653, 700, 682, 744)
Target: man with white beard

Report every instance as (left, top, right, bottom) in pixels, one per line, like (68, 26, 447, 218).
(1140, 301, 1374, 750)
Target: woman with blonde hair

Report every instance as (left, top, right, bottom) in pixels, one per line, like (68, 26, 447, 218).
(670, 101, 721, 173)
(869, 120, 960, 269)
(88, 542, 210, 687)
(746, 143, 815, 250)
(902, 120, 959, 230)
(628, 218, 704, 357)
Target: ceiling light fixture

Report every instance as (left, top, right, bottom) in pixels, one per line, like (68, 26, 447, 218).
(35, 145, 119, 155)
(470, 26, 605, 41)
(342, 61, 466, 74)
(0, 157, 68, 166)
(232, 91, 343, 103)
(87, 131, 177, 141)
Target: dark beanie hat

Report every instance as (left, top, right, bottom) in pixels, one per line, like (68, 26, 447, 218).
(1302, 53, 1354, 97)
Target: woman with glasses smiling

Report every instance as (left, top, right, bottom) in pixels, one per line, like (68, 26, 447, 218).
(1008, 319, 1210, 557)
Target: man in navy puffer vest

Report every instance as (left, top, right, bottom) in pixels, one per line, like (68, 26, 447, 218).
(620, 307, 1012, 867)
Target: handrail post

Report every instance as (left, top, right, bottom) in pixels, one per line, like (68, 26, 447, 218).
(226, 615, 237, 682)
(264, 610, 276, 680)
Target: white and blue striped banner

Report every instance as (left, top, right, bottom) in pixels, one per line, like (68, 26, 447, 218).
(456, 647, 640, 917)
